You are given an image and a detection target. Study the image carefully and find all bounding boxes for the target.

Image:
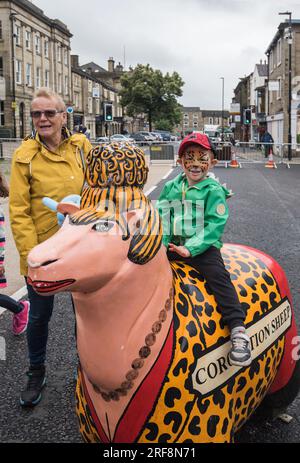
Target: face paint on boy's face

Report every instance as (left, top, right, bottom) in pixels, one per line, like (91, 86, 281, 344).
(181, 147, 212, 184)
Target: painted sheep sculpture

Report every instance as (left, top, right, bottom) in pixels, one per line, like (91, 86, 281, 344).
(27, 142, 300, 443)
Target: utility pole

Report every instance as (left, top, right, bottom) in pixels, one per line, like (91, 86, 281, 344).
(279, 11, 292, 161)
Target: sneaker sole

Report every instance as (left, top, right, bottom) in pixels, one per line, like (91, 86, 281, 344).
(229, 356, 252, 367)
(19, 378, 46, 407)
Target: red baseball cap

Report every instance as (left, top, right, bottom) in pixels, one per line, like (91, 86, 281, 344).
(178, 132, 213, 157)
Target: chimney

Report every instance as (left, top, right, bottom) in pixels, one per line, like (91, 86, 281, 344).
(71, 55, 79, 68)
(108, 57, 115, 73)
(260, 59, 262, 64)
(115, 62, 124, 73)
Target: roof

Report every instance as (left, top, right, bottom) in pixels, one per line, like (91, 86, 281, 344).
(80, 62, 108, 74)
(202, 110, 230, 117)
(266, 20, 300, 54)
(256, 64, 268, 77)
(182, 107, 201, 112)
(72, 67, 117, 93)
(11, 0, 72, 37)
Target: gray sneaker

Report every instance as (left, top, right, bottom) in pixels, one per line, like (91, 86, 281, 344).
(229, 328, 252, 367)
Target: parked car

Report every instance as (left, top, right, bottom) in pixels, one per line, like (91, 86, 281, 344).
(152, 130, 172, 141)
(96, 136, 109, 143)
(136, 131, 156, 142)
(130, 133, 150, 144)
(150, 132, 163, 142)
(110, 134, 135, 143)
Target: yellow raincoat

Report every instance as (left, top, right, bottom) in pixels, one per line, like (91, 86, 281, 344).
(9, 130, 92, 275)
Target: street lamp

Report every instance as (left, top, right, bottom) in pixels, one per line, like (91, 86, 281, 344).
(220, 77, 224, 141)
(279, 11, 292, 161)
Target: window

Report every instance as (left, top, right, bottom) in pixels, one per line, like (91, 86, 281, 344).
(269, 51, 273, 72)
(88, 96, 93, 113)
(183, 122, 189, 127)
(58, 74, 62, 93)
(0, 101, 4, 126)
(44, 39, 49, 58)
(88, 80, 93, 92)
(15, 24, 21, 46)
(0, 21, 2, 40)
(25, 30, 31, 50)
(36, 67, 41, 88)
(57, 44, 62, 62)
(64, 49, 68, 66)
(193, 114, 198, 119)
(16, 60, 22, 84)
(26, 63, 32, 86)
(64, 76, 69, 95)
(75, 92, 80, 108)
(0, 57, 3, 77)
(35, 35, 41, 54)
(96, 98, 100, 114)
(209, 117, 213, 124)
(193, 122, 198, 128)
(45, 69, 50, 87)
(277, 78, 282, 99)
(277, 39, 282, 66)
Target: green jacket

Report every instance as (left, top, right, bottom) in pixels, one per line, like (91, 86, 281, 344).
(9, 129, 92, 275)
(156, 174, 232, 257)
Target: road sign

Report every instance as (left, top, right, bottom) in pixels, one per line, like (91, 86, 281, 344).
(66, 106, 74, 114)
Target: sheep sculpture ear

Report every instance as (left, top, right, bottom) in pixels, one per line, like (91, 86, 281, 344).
(57, 202, 81, 216)
(126, 209, 143, 235)
(43, 194, 81, 226)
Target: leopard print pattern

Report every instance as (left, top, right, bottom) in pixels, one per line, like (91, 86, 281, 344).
(75, 245, 285, 443)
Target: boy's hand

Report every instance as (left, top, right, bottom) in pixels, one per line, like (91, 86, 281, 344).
(168, 243, 191, 258)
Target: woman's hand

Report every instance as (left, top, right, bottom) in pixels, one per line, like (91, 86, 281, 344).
(168, 243, 191, 258)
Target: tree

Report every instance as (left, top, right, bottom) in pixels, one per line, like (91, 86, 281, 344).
(120, 64, 184, 132)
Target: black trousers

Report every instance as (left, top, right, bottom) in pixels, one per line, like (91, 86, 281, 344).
(168, 246, 245, 330)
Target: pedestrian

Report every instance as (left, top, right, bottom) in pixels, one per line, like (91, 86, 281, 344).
(156, 132, 252, 367)
(261, 130, 274, 158)
(0, 170, 30, 335)
(9, 88, 92, 407)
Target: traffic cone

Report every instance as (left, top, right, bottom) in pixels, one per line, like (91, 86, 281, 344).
(229, 149, 240, 168)
(265, 148, 277, 169)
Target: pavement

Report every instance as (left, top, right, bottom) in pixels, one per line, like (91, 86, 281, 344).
(1, 161, 300, 443)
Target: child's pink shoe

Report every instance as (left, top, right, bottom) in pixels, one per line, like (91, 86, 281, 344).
(12, 301, 30, 336)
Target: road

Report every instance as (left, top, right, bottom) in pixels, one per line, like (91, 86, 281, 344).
(0, 163, 300, 443)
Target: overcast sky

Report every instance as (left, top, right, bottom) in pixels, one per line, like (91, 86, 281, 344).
(32, 0, 300, 110)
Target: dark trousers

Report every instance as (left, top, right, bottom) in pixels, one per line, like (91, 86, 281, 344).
(0, 294, 23, 314)
(26, 279, 54, 367)
(168, 246, 245, 330)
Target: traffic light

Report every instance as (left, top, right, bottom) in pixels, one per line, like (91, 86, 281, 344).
(104, 103, 113, 122)
(244, 109, 251, 125)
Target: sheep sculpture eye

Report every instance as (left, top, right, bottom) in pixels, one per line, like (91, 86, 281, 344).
(92, 221, 114, 233)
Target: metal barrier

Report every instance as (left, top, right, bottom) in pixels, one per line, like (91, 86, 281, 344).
(149, 143, 178, 166)
(0, 139, 22, 159)
(213, 142, 300, 168)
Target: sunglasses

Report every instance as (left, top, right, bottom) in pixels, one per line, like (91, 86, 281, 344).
(30, 110, 65, 119)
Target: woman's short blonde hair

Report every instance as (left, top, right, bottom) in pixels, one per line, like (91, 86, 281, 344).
(31, 88, 66, 111)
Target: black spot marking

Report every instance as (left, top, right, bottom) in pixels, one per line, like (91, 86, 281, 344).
(144, 423, 159, 441)
(236, 398, 242, 409)
(188, 416, 201, 436)
(236, 377, 247, 393)
(264, 357, 271, 377)
(261, 283, 268, 294)
(185, 400, 194, 415)
(207, 415, 220, 438)
(251, 293, 260, 304)
(245, 388, 254, 405)
(177, 293, 189, 317)
(262, 272, 274, 286)
(186, 321, 198, 338)
(192, 343, 203, 358)
(179, 336, 189, 353)
(245, 278, 258, 291)
(197, 398, 210, 414)
(158, 434, 171, 443)
(165, 387, 181, 408)
(248, 360, 260, 380)
(270, 292, 278, 306)
(164, 412, 183, 434)
(238, 285, 247, 298)
(203, 320, 217, 336)
(222, 418, 229, 436)
(236, 260, 251, 272)
(213, 389, 226, 408)
(260, 301, 269, 313)
(173, 358, 188, 377)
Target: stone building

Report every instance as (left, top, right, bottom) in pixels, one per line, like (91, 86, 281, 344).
(176, 107, 202, 134)
(0, 0, 72, 137)
(266, 19, 300, 145)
